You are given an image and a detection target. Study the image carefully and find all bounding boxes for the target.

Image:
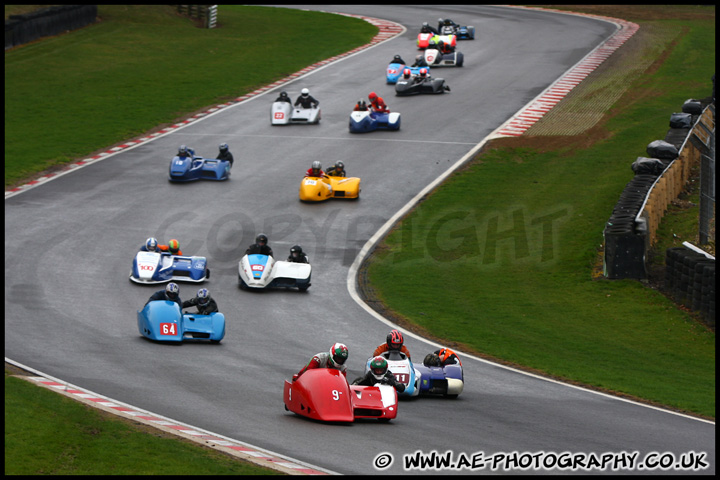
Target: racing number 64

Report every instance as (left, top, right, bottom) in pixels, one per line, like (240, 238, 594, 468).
(160, 323, 177, 335)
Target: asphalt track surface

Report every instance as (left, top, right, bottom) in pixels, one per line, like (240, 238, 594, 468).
(5, 5, 714, 475)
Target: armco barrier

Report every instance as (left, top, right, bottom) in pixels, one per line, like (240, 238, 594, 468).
(5, 5, 97, 50)
(603, 98, 715, 280)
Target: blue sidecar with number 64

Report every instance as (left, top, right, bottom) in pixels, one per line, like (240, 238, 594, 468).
(137, 300, 225, 343)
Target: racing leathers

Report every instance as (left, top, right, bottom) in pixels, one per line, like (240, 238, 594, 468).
(325, 165, 346, 177)
(352, 370, 406, 393)
(158, 244, 182, 256)
(217, 149, 234, 166)
(295, 352, 347, 379)
(182, 296, 218, 315)
(305, 167, 326, 177)
(370, 96, 389, 113)
(295, 94, 319, 109)
(420, 24, 438, 35)
(245, 243, 273, 257)
(372, 344, 412, 360)
(287, 252, 309, 263)
(424, 348, 462, 367)
(146, 290, 182, 308)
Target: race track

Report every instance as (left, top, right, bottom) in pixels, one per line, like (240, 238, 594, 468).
(5, 5, 714, 475)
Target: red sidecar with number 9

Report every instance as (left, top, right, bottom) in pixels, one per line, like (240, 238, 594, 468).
(283, 368, 398, 423)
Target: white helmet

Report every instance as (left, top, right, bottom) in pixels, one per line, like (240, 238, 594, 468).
(301, 88, 309, 96)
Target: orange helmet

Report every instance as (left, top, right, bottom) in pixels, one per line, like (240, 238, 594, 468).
(168, 239, 180, 254)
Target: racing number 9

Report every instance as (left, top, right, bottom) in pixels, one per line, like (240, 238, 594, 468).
(332, 389, 340, 401)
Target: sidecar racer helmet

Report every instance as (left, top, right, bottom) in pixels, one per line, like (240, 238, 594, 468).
(165, 282, 179, 300)
(145, 237, 158, 252)
(328, 343, 349, 367)
(370, 356, 389, 381)
(168, 239, 180, 254)
(197, 288, 210, 306)
(387, 329, 404, 350)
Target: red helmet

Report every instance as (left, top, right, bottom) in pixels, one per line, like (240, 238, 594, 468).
(419, 68, 428, 77)
(386, 329, 404, 350)
(328, 343, 349, 367)
(403, 68, 411, 78)
(368, 92, 378, 101)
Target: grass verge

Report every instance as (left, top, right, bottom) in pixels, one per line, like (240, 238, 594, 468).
(4, 370, 277, 475)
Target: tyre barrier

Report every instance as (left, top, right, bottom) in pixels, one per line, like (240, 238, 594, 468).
(5, 5, 97, 50)
(602, 93, 714, 280)
(664, 246, 715, 327)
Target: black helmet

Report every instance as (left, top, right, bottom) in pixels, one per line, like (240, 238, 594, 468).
(255, 233, 268, 245)
(335, 161, 344, 170)
(290, 245, 303, 254)
(280, 91, 288, 98)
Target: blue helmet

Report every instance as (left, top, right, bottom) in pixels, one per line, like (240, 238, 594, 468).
(197, 288, 210, 306)
(165, 282, 179, 300)
(145, 237, 158, 252)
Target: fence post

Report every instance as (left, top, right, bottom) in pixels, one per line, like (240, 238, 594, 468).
(207, 5, 218, 29)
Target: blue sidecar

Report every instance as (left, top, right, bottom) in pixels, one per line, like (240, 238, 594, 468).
(169, 155, 231, 182)
(137, 300, 225, 343)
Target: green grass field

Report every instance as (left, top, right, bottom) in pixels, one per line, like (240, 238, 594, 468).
(4, 4, 715, 476)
